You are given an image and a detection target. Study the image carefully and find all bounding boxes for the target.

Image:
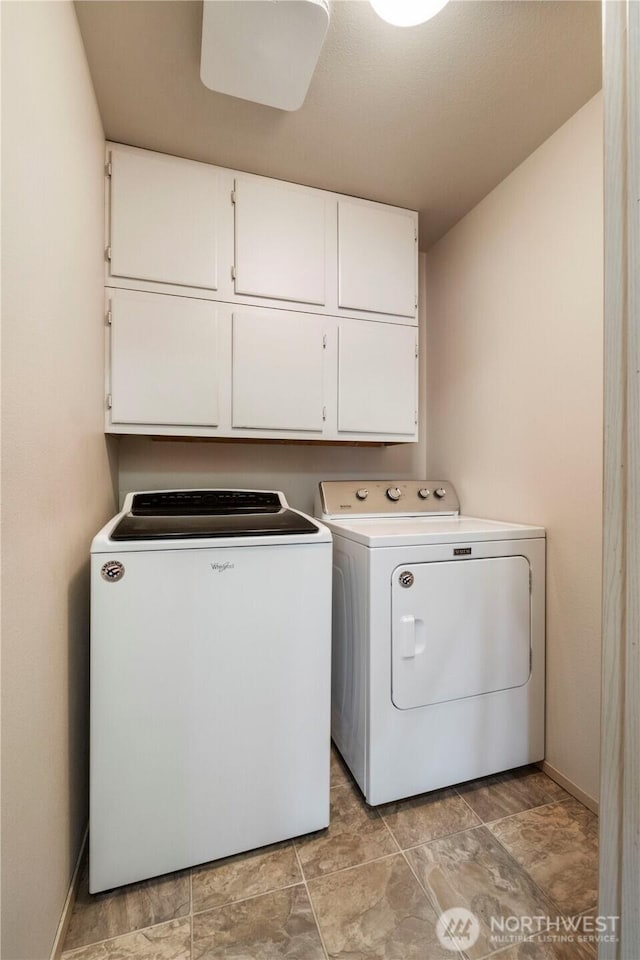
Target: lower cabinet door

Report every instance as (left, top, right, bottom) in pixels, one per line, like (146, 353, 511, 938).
(109, 289, 221, 426)
(338, 319, 417, 436)
(106, 295, 419, 440)
(232, 309, 326, 432)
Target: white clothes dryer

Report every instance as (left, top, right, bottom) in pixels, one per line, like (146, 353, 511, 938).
(315, 480, 545, 805)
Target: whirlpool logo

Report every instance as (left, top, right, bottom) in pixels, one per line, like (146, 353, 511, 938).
(210, 561, 235, 573)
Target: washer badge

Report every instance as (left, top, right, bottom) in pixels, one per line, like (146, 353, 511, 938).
(101, 560, 125, 582)
(399, 570, 414, 588)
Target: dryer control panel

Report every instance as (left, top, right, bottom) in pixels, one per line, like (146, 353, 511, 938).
(316, 481, 460, 519)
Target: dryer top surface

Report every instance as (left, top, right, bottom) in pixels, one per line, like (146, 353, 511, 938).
(320, 515, 545, 548)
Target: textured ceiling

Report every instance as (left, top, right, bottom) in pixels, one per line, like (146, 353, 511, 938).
(75, 0, 601, 248)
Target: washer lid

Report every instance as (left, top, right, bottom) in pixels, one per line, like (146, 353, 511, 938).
(110, 489, 319, 541)
(111, 509, 320, 541)
(91, 489, 332, 551)
(320, 515, 545, 547)
(129, 489, 281, 513)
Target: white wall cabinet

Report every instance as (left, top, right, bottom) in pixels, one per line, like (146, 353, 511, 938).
(105, 293, 418, 443)
(233, 177, 327, 306)
(338, 199, 417, 318)
(108, 146, 220, 292)
(337, 320, 418, 436)
(105, 142, 418, 326)
(104, 143, 420, 443)
(232, 310, 326, 432)
(109, 289, 223, 427)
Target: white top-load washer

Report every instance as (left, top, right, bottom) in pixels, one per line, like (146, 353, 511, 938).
(315, 480, 545, 806)
(90, 489, 332, 893)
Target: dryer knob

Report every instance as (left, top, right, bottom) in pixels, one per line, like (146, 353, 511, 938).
(418, 488, 431, 499)
(386, 487, 402, 502)
(356, 488, 369, 501)
(434, 487, 446, 499)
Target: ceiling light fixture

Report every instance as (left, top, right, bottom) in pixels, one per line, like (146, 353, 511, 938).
(369, 0, 450, 27)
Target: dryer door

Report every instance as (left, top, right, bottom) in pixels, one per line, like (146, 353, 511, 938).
(391, 557, 531, 710)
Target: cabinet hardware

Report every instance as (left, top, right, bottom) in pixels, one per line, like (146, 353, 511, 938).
(106, 394, 113, 409)
(106, 309, 112, 326)
(414, 410, 418, 424)
(230, 189, 236, 204)
(231, 265, 236, 280)
(105, 154, 112, 177)
(415, 342, 418, 358)
(105, 246, 112, 261)
(322, 334, 327, 349)
(322, 406, 327, 421)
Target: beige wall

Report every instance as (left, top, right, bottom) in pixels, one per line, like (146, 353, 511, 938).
(117, 261, 428, 512)
(1, 4, 117, 958)
(425, 93, 603, 804)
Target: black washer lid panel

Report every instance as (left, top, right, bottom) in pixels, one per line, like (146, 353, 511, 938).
(110, 509, 320, 541)
(131, 490, 282, 516)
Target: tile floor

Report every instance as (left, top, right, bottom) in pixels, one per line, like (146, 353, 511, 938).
(62, 749, 600, 960)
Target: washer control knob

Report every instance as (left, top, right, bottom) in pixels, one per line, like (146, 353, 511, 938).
(418, 488, 431, 499)
(386, 487, 402, 502)
(434, 487, 447, 499)
(356, 488, 369, 501)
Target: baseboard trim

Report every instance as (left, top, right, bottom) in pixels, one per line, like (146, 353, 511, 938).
(50, 826, 87, 960)
(537, 761, 599, 815)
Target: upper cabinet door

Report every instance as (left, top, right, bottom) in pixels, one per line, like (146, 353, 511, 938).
(234, 177, 327, 305)
(338, 200, 417, 319)
(109, 289, 220, 427)
(338, 320, 417, 436)
(109, 145, 219, 290)
(232, 309, 325, 432)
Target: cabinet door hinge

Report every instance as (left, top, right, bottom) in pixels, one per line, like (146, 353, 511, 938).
(106, 394, 113, 409)
(415, 295, 418, 310)
(414, 410, 418, 425)
(231, 189, 236, 204)
(414, 226, 418, 242)
(105, 246, 112, 262)
(322, 334, 327, 349)
(322, 406, 327, 421)
(231, 265, 236, 280)
(415, 341, 419, 358)
(105, 153, 112, 177)
(106, 306, 112, 326)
